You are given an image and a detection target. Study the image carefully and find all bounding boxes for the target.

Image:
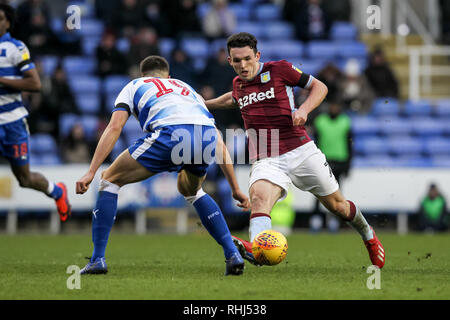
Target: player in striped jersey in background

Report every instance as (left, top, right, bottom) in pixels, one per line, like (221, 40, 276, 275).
(0, 4, 71, 221)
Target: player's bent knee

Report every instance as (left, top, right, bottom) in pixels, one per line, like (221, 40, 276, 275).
(98, 179, 120, 194)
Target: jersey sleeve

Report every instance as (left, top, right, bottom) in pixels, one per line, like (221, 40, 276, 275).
(277, 60, 313, 89)
(10, 41, 35, 73)
(113, 81, 133, 115)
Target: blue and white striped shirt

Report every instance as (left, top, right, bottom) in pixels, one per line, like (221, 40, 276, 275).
(0, 32, 35, 125)
(114, 77, 215, 132)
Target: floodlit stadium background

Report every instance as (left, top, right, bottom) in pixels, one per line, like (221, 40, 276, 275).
(0, 0, 449, 234)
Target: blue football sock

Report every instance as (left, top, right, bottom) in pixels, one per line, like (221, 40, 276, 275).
(91, 191, 118, 262)
(192, 193, 238, 259)
(47, 182, 63, 200)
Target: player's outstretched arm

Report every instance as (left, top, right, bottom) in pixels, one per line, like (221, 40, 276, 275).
(76, 110, 128, 194)
(292, 78, 328, 126)
(215, 129, 250, 211)
(0, 69, 41, 92)
(204, 91, 238, 110)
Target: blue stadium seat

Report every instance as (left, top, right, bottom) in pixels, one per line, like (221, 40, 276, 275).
(39, 154, 62, 165)
(111, 137, 126, 159)
(353, 136, 387, 156)
(63, 56, 96, 75)
(50, 18, 64, 33)
(423, 137, 450, 156)
(39, 55, 59, 76)
(75, 93, 100, 114)
(387, 136, 423, 156)
(370, 98, 400, 117)
(432, 156, 450, 167)
(77, 19, 104, 37)
(29, 134, 57, 154)
(337, 42, 368, 58)
(59, 114, 80, 138)
(106, 93, 117, 113)
(434, 99, 450, 117)
(378, 117, 412, 136)
(68, 75, 101, 94)
(196, 2, 211, 19)
(264, 22, 295, 40)
(293, 59, 327, 76)
(229, 3, 251, 20)
(69, 1, 95, 18)
(396, 156, 432, 167)
(403, 99, 432, 117)
(330, 22, 357, 41)
(159, 38, 176, 58)
(410, 118, 446, 137)
(306, 41, 339, 59)
(353, 155, 399, 167)
(82, 36, 101, 56)
(255, 4, 282, 20)
(351, 116, 379, 137)
(116, 37, 130, 53)
(210, 38, 227, 54)
(235, 22, 264, 39)
(80, 116, 99, 140)
(269, 40, 303, 60)
(103, 75, 130, 95)
(123, 122, 143, 145)
(193, 57, 207, 72)
(180, 38, 209, 59)
(256, 41, 275, 61)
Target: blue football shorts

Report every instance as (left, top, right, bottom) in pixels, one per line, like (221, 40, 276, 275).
(128, 124, 218, 177)
(0, 118, 30, 166)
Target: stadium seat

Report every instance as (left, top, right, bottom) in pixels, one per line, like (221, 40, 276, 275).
(351, 116, 380, 137)
(106, 93, 117, 113)
(59, 114, 80, 138)
(353, 155, 399, 168)
(193, 57, 207, 72)
(353, 136, 387, 156)
(378, 117, 412, 137)
(306, 41, 339, 59)
(396, 156, 432, 167)
(423, 137, 450, 156)
(68, 75, 101, 94)
(124, 122, 143, 145)
(50, 18, 64, 33)
(159, 38, 176, 58)
(235, 22, 264, 39)
(103, 75, 130, 95)
(337, 42, 368, 59)
(370, 98, 400, 117)
(434, 99, 450, 118)
(330, 22, 357, 41)
(80, 116, 99, 141)
(111, 137, 126, 159)
(116, 37, 130, 53)
(410, 118, 446, 137)
(77, 19, 104, 37)
(229, 3, 251, 20)
(196, 2, 211, 19)
(264, 22, 295, 40)
(269, 40, 303, 60)
(180, 38, 209, 59)
(29, 134, 58, 154)
(432, 156, 450, 168)
(63, 56, 96, 75)
(209, 38, 227, 54)
(254, 4, 282, 21)
(39, 154, 62, 165)
(256, 41, 275, 61)
(403, 99, 432, 117)
(39, 55, 59, 76)
(293, 59, 328, 76)
(82, 36, 101, 56)
(75, 93, 100, 114)
(387, 136, 423, 156)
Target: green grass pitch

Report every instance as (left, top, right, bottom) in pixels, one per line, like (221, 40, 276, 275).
(0, 232, 449, 300)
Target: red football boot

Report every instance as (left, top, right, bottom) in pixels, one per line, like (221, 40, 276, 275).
(55, 182, 71, 222)
(231, 235, 261, 266)
(364, 227, 385, 268)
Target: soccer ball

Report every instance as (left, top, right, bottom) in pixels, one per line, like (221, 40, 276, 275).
(252, 230, 288, 265)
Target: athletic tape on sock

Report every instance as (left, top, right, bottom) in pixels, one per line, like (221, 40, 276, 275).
(98, 179, 120, 194)
(184, 188, 207, 204)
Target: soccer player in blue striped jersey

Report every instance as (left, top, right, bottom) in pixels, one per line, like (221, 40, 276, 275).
(76, 55, 250, 276)
(0, 4, 70, 221)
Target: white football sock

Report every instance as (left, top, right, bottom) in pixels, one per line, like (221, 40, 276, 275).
(249, 215, 272, 242)
(347, 202, 373, 241)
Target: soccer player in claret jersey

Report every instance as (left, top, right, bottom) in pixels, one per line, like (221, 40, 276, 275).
(76, 55, 250, 275)
(205, 32, 385, 269)
(0, 4, 70, 221)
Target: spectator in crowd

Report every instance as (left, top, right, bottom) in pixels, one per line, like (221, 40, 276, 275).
(340, 59, 374, 113)
(364, 47, 399, 98)
(16, 0, 56, 55)
(169, 47, 198, 88)
(111, 0, 144, 38)
(439, 0, 450, 45)
(61, 123, 91, 164)
(316, 62, 342, 103)
(312, 101, 353, 232)
(96, 32, 128, 78)
(142, 0, 170, 37)
(321, 0, 351, 22)
(202, 0, 236, 40)
(292, 0, 331, 42)
(127, 27, 160, 74)
(417, 183, 448, 232)
(168, 0, 202, 38)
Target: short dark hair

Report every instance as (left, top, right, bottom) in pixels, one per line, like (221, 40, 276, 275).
(226, 32, 258, 54)
(0, 4, 15, 32)
(140, 55, 170, 76)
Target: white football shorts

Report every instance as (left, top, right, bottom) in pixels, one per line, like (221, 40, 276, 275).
(248, 141, 339, 199)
